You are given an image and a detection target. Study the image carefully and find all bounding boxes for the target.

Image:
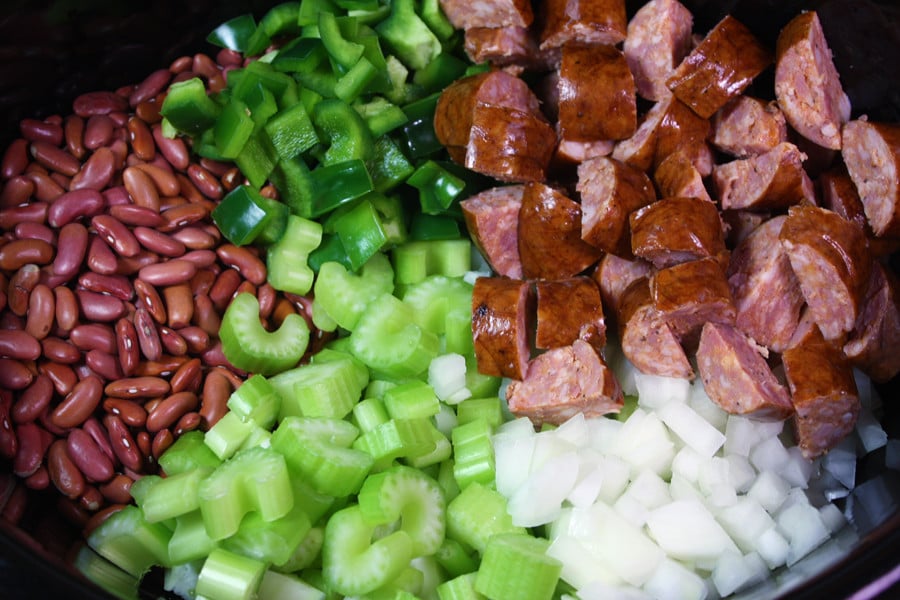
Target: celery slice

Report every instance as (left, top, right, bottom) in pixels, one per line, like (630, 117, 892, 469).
(276, 526, 325, 573)
(74, 545, 140, 600)
(400, 275, 472, 336)
(383, 380, 440, 419)
(257, 570, 326, 600)
(277, 358, 367, 420)
(353, 397, 390, 432)
(87, 505, 172, 578)
(446, 482, 524, 554)
(140, 467, 211, 523)
(355, 417, 436, 464)
(357, 465, 446, 557)
(436, 572, 484, 600)
(313, 252, 394, 331)
(158, 430, 222, 476)
(435, 538, 479, 579)
(405, 421, 452, 469)
(474, 534, 561, 600)
(451, 419, 496, 490)
(222, 497, 312, 567)
(195, 548, 266, 600)
(204, 411, 254, 460)
(392, 239, 471, 285)
(168, 510, 217, 565)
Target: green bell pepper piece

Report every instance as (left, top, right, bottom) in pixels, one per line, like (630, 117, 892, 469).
(160, 77, 220, 136)
(375, 0, 442, 71)
(207, 13, 258, 53)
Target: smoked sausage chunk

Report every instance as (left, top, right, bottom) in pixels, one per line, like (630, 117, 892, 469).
(711, 96, 788, 159)
(534, 277, 606, 351)
(461, 185, 525, 279)
(782, 324, 860, 459)
(577, 156, 655, 256)
(471, 276, 533, 380)
(775, 11, 851, 151)
(506, 339, 623, 427)
(623, 0, 694, 102)
(842, 119, 900, 238)
(779, 204, 871, 342)
(696, 322, 794, 420)
(463, 27, 559, 73)
(630, 196, 728, 270)
(843, 262, 900, 383)
(666, 15, 772, 119)
(518, 182, 602, 280)
(591, 253, 651, 323)
(538, 0, 627, 50)
(438, 0, 533, 30)
(712, 142, 816, 211)
(653, 151, 712, 203)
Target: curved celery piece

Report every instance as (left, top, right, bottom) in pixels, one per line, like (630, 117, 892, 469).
(158, 430, 222, 476)
(195, 548, 266, 600)
(322, 504, 413, 596)
(313, 252, 394, 331)
(357, 465, 446, 557)
(400, 275, 472, 335)
(271, 416, 374, 497)
(198, 446, 294, 541)
(266, 215, 323, 296)
(73, 545, 140, 600)
(275, 526, 325, 574)
(451, 419, 496, 490)
(392, 239, 472, 285)
(218, 292, 310, 376)
(275, 358, 367, 420)
(204, 411, 255, 461)
(87, 505, 172, 578)
(474, 534, 562, 600)
(226, 374, 281, 429)
(168, 510, 217, 565)
(383, 380, 440, 420)
(353, 417, 435, 466)
(446, 482, 524, 554)
(140, 467, 212, 523)
(222, 497, 312, 567)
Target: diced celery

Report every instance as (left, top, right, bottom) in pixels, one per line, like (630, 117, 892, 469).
(204, 411, 254, 461)
(405, 421, 452, 469)
(222, 497, 312, 567)
(392, 240, 471, 285)
(159, 431, 222, 476)
(353, 397, 390, 433)
(354, 417, 435, 464)
(451, 419, 495, 490)
(74, 545, 140, 600)
(140, 467, 212, 523)
(400, 275, 472, 336)
(383, 381, 440, 419)
(87, 505, 172, 578)
(313, 252, 394, 331)
(168, 510, 217, 565)
(456, 398, 504, 428)
(257, 570, 327, 600)
(435, 539, 478, 579)
(474, 534, 561, 600)
(446, 483, 524, 554)
(275, 526, 325, 574)
(227, 374, 281, 429)
(437, 573, 484, 600)
(276, 358, 367, 420)
(195, 548, 266, 600)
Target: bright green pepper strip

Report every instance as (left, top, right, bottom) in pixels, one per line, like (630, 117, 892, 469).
(218, 292, 309, 376)
(266, 214, 323, 295)
(354, 97, 408, 137)
(421, 0, 457, 42)
(198, 446, 294, 541)
(298, 0, 337, 25)
(413, 52, 469, 95)
(332, 199, 388, 271)
(206, 13, 257, 52)
(307, 232, 353, 272)
(244, 1, 302, 57)
(195, 548, 266, 600)
(375, 0, 442, 71)
(159, 77, 220, 136)
(269, 156, 315, 217)
(87, 505, 172, 578)
(239, 80, 279, 127)
(368, 135, 415, 193)
(212, 185, 285, 246)
(233, 61, 296, 103)
(334, 56, 379, 103)
(309, 159, 374, 217)
(158, 430, 222, 476)
(235, 130, 279, 189)
(265, 102, 319, 160)
(213, 98, 255, 159)
(313, 252, 394, 330)
(400, 93, 443, 159)
(272, 37, 328, 73)
(318, 11, 364, 70)
(407, 160, 466, 215)
(254, 195, 291, 245)
(313, 98, 375, 165)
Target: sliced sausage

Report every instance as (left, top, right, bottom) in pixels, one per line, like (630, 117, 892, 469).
(554, 137, 615, 165)
(506, 339, 623, 427)
(617, 277, 693, 379)
(721, 210, 770, 247)
(461, 185, 525, 279)
(817, 164, 869, 232)
(841, 119, 900, 237)
(576, 156, 655, 256)
(463, 27, 559, 73)
(775, 11, 851, 150)
(666, 15, 773, 119)
(711, 96, 788, 158)
(438, 0, 533, 30)
(558, 43, 636, 142)
(653, 151, 712, 203)
(726, 215, 805, 353)
(630, 196, 728, 270)
(591, 253, 651, 322)
(712, 142, 816, 211)
(534, 277, 606, 352)
(464, 104, 557, 183)
(623, 0, 694, 102)
(650, 257, 737, 349)
(782, 324, 860, 460)
(779, 204, 871, 341)
(696, 321, 794, 420)
(518, 182, 603, 279)
(538, 0, 627, 50)
(472, 276, 533, 380)
(843, 261, 900, 383)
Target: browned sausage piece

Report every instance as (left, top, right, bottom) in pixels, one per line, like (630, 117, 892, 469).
(438, 0, 533, 30)
(775, 11, 851, 151)
(623, 0, 694, 102)
(506, 339, 623, 427)
(534, 277, 606, 351)
(653, 151, 712, 202)
(779, 204, 871, 341)
(817, 164, 869, 232)
(843, 261, 900, 383)
(465, 104, 558, 183)
(782, 324, 860, 459)
(666, 15, 773, 119)
(712, 142, 816, 211)
(554, 138, 615, 165)
(617, 277, 693, 379)
(518, 182, 603, 279)
(472, 276, 533, 380)
(538, 0, 627, 50)
(841, 119, 900, 238)
(651, 257, 737, 348)
(726, 215, 805, 353)
(576, 156, 655, 256)
(711, 96, 788, 158)
(630, 196, 728, 270)
(591, 253, 651, 321)
(463, 27, 560, 73)
(558, 43, 637, 142)
(461, 185, 525, 280)
(696, 321, 794, 420)
(721, 210, 770, 246)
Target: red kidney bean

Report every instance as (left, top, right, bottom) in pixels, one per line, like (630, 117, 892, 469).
(177, 326, 210, 354)
(41, 337, 80, 364)
(49, 171, 72, 190)
(135, 162, 179, 197)
(82, 416, 117, 466)
(25, 283, 54, 340)
(15, 221, 56, 245)
(181, 249, 217, 269)
(99, 475, 133, 505)
(85, 349, 123, 380)
(160, 203, 208, 231)
(104, 376, 170, 400)
(235, 280, 256, 299)
(108, 110, 129, 128)
(107, 204, 164, 228)
(190, 268, 217, 297)
(20, 118, 64, 146)
(193, 294, 221, 337)
(12, 375, 53, 424)
(91, 214, 140, 257)
(53, 286, 79, 332)
(26, 172, 64, 203)
(102, 185, 130, 207)
(216, 244, 266, 285)
(40, 361, 77, 396)
(0, 329, 41, 360)
(75, 289, 126, 322)
(209, 267, 242, 311)
(73, 91, 129, 118)
(115, 250, 159, 276)
(173, 412, 202, 437)
(170, 358, 202, 395)
(78, 272, 132, 301)
(257, 283, 277, 321)
(146, 391, 198, 434)
(126, 117, 155, 161)
(84, 503, 125, 537)
(103, 414, 143, 473)
(47, 188, 105, 228)
(7, 264, 40, 317)
(49, 375, 103, 430)
(0, 359, 34, 390)
(29, 141, 80, 177)
(0, 175, 35, 208)
(186, 163, 223, 200)
(1, 139, 29, 179)
(169, 55, 192, 73)
(0, 392, 18, 459)
(86, 235, 118, 275)
(51, 222, 88, 280)
(170, 226, 216, 250)
(66, 428, 114, 483)
(0, 202, 49, 230)
(83, 114, 115, 150)
(150, 428, 174, 461)
(130, 68, 171, 107)
(24, 466, 50, 490)
(102, 399, 146, 432)
(47, 439, 85, 499)
(64, 115, 86, 160)
(113, 318, 138, 377)
(132, 278, 167, 324)
(0, 238, 54, 271)
(158, 326, 187, 357)
(133, 226, 184, 257)
(69, 146, 116, 191)
(152, 124, 189, 170)
(13, 422, 49, 477)
(135, 98, 162, 124)
(69, 323, 116, 353)
(163, 283, 193, 330)
(122, 166, 160, 211)
(134, 307, 162, 361)
(138, 259, 197, 286)
(79, 485, 104, 512)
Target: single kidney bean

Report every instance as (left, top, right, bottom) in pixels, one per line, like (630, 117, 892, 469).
(91, 214, 140, 258)
(98, 475, 133, 505)
(0, 202, 49, 230)
(69, 146, 116, 191)
(103, 414, 143, 473)
(47, 188, 106, 228)
(133, 278, 167, 324)
(85, 349, 124, 381)
(41, 337, 81, 364)
(69, 323, 116, 353)
(134, 162, 179, 197)
(12, 374, 53, 424)
(135, 99, 162, 125)
(0, 329, 41, 360)
(75, 289, 126, 322)
(150, 428, 174, 461)
(177, 326, 210, 354)
(130, 68, 171, 107)
(174, 412, 202, 436)
(152, 124, 189, 171)
(73, 91, 128, 118)
(257, 283, 277, 321)
(47, 439, 86, 500)
(126, 117, 155, 161)
(209, 268, 242, 311)
(0, 392, 18, 459)
(104, 376, 170, 400)
(114, 318, 140, 377)
(49, 375, 103, 430)
(123, 166, 160, 211)
(66, 428, 114, 483)
(7, 264, 40, 317)
(83, 416, 117, 465)
(64, 115, 86, 160)
(169, 357, 202, 395)
(13, 421, 49, 477)
(190, 268, 217, 297)
(1, 139, 29, 179)
(193, 294, 221, 337)
(1, 175, 35, 208)
(181, 250, 217, 270)
(159, 326, 188, 356)
(24, 466, 50, 490)
(27, 172, 64, 203)
(20, 119, 64, 146)
(86, 235, 118, 275)
(216, 244, 266, 285)
(79, 485, 104, 512)
(15, 221, 56, 245)
(25, 283, 54, 340)
(134, 307, 162, 361)
(103, 397, 146, 429)
(54, 286, 79, 332)
(40, 361, 78, 396)
(49, 171, 72, 191)
(138, 259, 197, 286)
(102, 185, 130, 207)
(0, 238, 54, 271)
(78, 272, 133, 301)
(133, 354, 188, 378)
(163, 283, 193, 330)
(115, 250, 159, 276)
(107, 204, 164, 228)
(186, 163, 223, 200)
(159, 194, 187, 211)
(0, 358, 34, 390)
(160, 203, 208, 231)
(170, 226, 216, 250)
(52, 222, 89, 280)
(83, 114, 115, 150)
(133, 226, 185, 257)
(29, 141, 81, 177)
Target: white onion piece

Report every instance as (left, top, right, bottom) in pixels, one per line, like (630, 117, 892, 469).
(776, 501, 830, 566)
(712, 550, 769, 597)
(856, 405, 888, 452)
(642, 557, 708, 600)
(658, 401, 726, 457)
(427, 353, 469, 403)
(507, 451, 579, 527)
(645, 500, 739, 562)
(634, 371, 691, 409)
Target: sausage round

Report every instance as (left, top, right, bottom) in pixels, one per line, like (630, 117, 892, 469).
(842, 119, 900, 238)
(843, 261, 900, 383)
(538, 0, 627, 50)
(711, 96, 788, 158)
(534, 277, 606, 351)
(630, 196, 728, 270)
(713, 142, 817, 211)
(624, 0, 694, 102)
(471, 276, 533, 380)
(461, 185, 526, 280)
